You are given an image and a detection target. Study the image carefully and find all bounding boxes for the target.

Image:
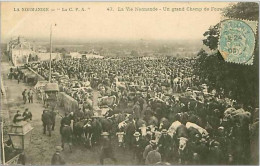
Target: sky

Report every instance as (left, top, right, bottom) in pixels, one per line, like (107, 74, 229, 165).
(1, 2, 233, 43)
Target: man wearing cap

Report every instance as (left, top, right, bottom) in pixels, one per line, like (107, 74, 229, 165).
(158, 129, 172, 162)
(132, 132, 146, 164)
(22, 108, 32, 121)
(100, 132, 117, 165)
(51, 146, 66, 165)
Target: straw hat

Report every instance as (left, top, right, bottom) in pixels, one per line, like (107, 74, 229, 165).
(101, 132, 109, 136)
(149, 140, 157, 145)
(55, 146, 63, 152)
(133, 132, 141, 137)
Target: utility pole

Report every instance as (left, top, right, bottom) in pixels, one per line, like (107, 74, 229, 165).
(49, 24, 52, 83)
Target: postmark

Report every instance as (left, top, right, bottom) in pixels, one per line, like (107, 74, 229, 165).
(218, 19, 258, 65)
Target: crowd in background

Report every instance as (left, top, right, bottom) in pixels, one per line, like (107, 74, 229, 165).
(23, 57, 259, 165)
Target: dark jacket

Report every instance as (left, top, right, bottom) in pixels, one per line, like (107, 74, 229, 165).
(51, 152, 65, 165)
(42, 111, 52, 125)
(23, 111, 32, 121)
(100, 137, 115, 158)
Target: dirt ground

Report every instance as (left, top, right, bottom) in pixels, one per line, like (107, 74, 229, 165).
(1, 57, 138, 165)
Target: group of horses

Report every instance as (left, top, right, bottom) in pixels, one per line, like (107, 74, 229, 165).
(58, 88, 256, 165)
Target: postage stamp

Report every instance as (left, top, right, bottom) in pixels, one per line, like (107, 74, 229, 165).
(218, 19, 258, 65)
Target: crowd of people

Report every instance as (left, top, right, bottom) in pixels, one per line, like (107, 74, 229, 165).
(15, 57, 259, 165)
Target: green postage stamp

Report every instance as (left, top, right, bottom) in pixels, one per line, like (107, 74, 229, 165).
(218, 19, 258, 65)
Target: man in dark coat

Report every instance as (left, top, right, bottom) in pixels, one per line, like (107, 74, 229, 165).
(22, 89, 28, 104)
(132, 132, 146, 164)
(22, 108, 32, 121)
(133, 101, 141, 120)
(60, 113, 71, 134)
(42, 110, 52, 136)
(143, 140, 156, 161)
(13, 110, 22, 123)
(158, 129, 173, 162)
(99, 132, 117, 165)
(51, 146, 66, 165)
(28, 89, 34, 103)
(50, 108, 58, 130)
(61, 125, 73, 152)
(125, 115, 136, 149)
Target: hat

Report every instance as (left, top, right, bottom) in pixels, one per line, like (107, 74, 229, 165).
(212, 141, 220, 146)
(149, 140, 157, 145)
(55, 146, 63, 152)
(101, 132, 109, 136)
(133, 132, 141, 137)
(161, 129, 167, 134)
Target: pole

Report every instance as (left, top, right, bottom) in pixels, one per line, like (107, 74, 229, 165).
(49, 24, 52, 83)
(1, 122, 5, 164)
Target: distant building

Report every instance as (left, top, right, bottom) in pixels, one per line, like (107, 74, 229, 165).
(82, 53, 103, 59)
(7, 37, 34, 66)
(36, 53, 62, 61)
(37, 46, 47, 53)
(67, 51, 103, 59)
(70, 52, 82, 58)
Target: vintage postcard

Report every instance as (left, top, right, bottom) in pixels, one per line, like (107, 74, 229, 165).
(0, 1, 259, 165)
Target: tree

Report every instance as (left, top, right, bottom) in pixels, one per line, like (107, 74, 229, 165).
(194, 2, 259, 108)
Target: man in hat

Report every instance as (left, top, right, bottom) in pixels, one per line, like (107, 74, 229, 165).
(41, 110, 52, 136)
(133, 101, 141, 121)
(158, 129, 172, 162)
(60, 112, 71, 134)
(51, 146, 66, 165)
(49, 107, 58, 130)
(125, 115, 136, 149)
(13, 110, 22, 123)
(132, 132, 146, 164)
(22, 89, 28, 104)
(22, 108, 32, 121)
(145, 144, 162, 165)
(28, 88, 34, 103)
(61, 123, 73, 152)
(100, 132, 117, 165)
(143, 140, 156, 162)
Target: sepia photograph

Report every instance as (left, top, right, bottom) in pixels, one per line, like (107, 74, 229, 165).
(0, 1, 259, 165)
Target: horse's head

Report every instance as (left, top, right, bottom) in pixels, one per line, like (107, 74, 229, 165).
(178, 137, 188, 151)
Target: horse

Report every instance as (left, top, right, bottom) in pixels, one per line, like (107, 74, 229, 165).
(159, 117, 170, 130)
(100, 117, 113, 133)
(168, 120, 182, 138)
(83, 118, 102, 148)
(73, 119, 87, 144)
